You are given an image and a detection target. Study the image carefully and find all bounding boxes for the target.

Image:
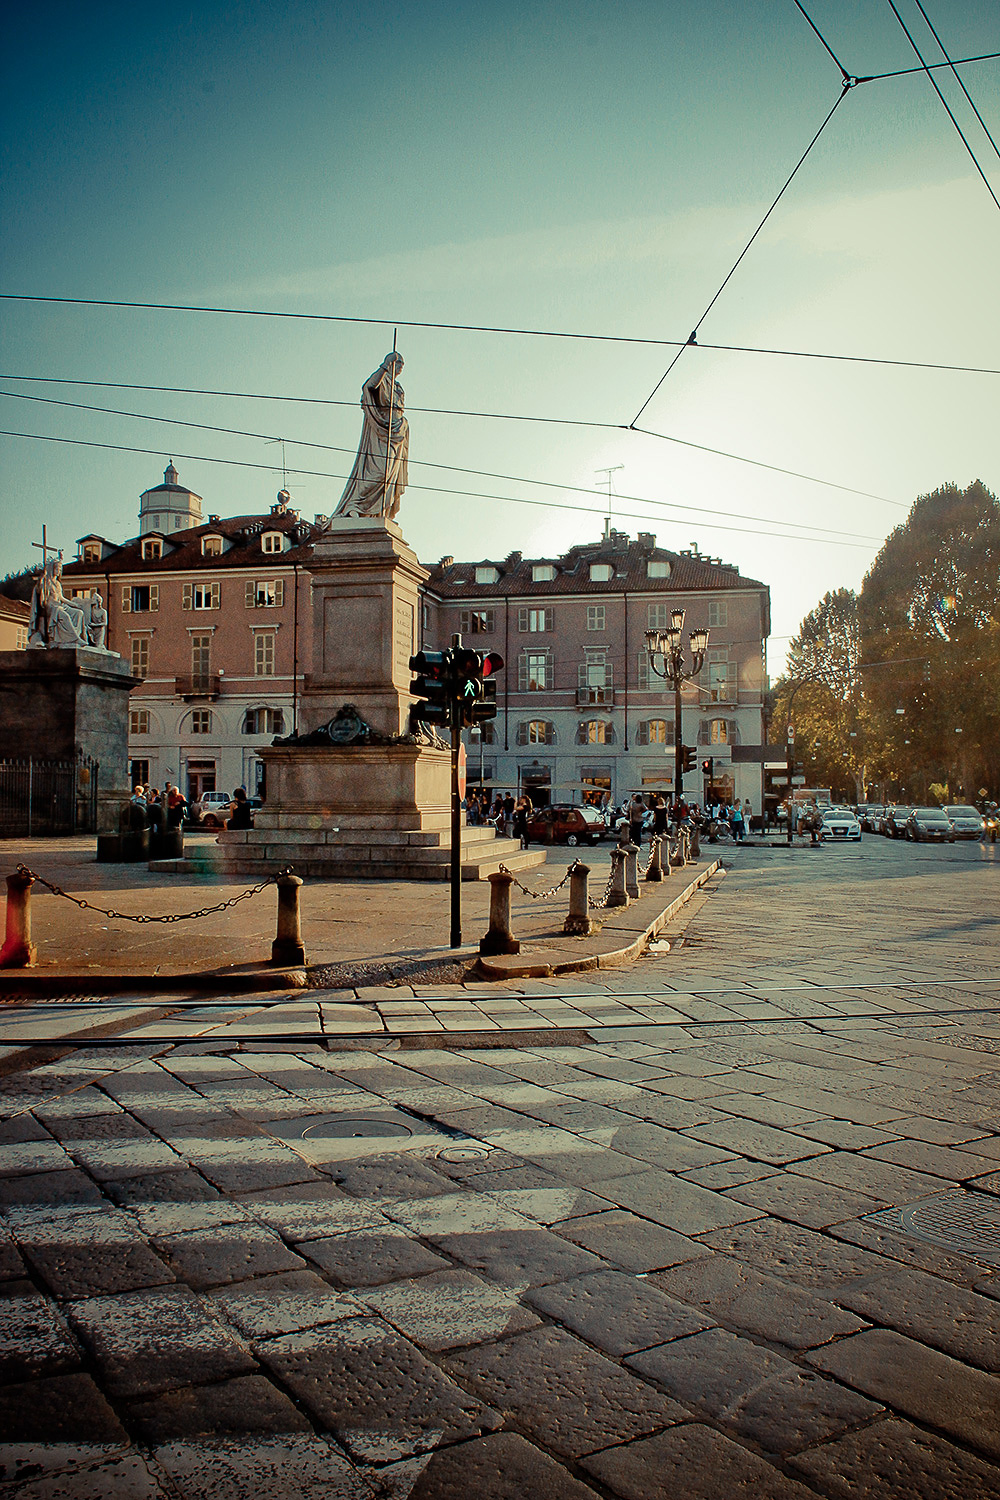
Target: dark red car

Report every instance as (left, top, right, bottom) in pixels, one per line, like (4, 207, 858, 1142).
(525, 805, 606, 846)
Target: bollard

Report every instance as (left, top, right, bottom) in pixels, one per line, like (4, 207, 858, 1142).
(271, 871, 306, 967)
(644, 835, 665, 882)
(0, 870, 37, 969)
(624, 841, 640, 900)
(563, 862, 595, 935)
(669, 830, 688, 868)
(689, 822, 701, 859)
(480, 871, 520, 955)
(606, 846, 630, 908)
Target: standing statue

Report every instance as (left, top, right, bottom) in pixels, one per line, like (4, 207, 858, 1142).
(332, 352, 409, 521)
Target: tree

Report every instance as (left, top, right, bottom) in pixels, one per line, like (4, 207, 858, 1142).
(772, 589, 866, 799)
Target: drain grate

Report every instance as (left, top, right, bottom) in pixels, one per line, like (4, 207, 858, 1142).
(301, 1118, 412, 1141)
(862, 1190, 1000, 1266)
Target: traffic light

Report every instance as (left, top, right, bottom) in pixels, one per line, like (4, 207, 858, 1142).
(451, 649, 504, 727)
(409, 649, 452, 730)
(701, 757, 714, 779)
(679, 745, 697, 773)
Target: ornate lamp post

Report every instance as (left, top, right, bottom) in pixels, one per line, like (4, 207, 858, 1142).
(645, 611, 709, 801)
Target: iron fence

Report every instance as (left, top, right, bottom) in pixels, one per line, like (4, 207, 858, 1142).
(0, 755, 99, 837)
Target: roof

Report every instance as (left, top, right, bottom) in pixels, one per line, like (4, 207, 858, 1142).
(0, 594, 31, 620)
(63, 512, 320, 577)
(423, 531, 767, 597)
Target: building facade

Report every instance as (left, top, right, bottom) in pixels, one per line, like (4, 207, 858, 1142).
(61, 469, 770, 812)
(0, 595, 30, 651)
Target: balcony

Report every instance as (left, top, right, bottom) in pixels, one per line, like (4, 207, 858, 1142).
(576, 686, 615, 707)
(175, 675, 222, 701)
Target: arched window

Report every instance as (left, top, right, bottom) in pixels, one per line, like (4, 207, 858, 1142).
(698, 718, 739, 745)
(576, 719, 615, 745)
(244, 708, 285, 735)
(637, 719, 672, 746)
(516, 720, 556, 746)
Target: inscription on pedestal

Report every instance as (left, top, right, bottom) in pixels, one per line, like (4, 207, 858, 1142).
(395, 601, 415, 676)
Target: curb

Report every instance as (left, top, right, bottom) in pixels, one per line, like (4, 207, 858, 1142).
(0, 968, 309, 1000)
(474, 860, 723, 979)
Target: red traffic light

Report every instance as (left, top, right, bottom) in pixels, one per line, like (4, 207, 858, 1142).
(482, 652, 504, 677)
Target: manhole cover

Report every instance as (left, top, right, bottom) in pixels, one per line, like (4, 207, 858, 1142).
(301, 1118, 412, 1141)
(437, 1145, 492, 1164)
(863, 1190, 1000, 1265)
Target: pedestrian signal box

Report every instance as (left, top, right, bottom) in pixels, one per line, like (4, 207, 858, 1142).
(679, 745, 697, 773)
(408, 649, 451, 730)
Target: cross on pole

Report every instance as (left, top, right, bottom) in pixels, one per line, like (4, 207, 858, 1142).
(30, 526, 62, 645)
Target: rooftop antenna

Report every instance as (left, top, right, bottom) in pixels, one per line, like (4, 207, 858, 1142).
(595, 465, 623, 540)
(265, 437, 289, 494)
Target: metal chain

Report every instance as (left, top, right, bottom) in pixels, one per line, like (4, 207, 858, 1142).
(498, 861, 578, 901)
(588, 853, 621, 910)
(14, 864, 284, 924)
(638, 835, 659, 876)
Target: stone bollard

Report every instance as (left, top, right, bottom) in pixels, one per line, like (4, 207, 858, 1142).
(0, 869, 37, 969)
(563, 862, 595, 936)
(270, 871, 306, 967)
(669, 830, 688, 868)
(624, 841, 640, 900)
(689, 823, 701, 859)
(644, 835, 665, 882)
(606, 846, 630, 908)
(480, 871, 520, 955)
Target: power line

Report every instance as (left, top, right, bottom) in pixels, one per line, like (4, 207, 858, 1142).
(910, 0, 1000, 163)
(0, 388, 889, 538)
(0, 429, 882, 550)
(883, 0, 1000, 215)
(1, 308, 996, 378)
(0, 384, 905, 509)
(856, 49, 1000, 84)
(629, 84, 853, 426)
(790, 0, 853, 82)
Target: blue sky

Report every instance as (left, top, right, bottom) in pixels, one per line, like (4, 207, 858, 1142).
(2, 0, 998, 667)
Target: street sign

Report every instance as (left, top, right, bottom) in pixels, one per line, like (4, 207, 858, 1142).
(771, 776, 789, 785)
(792, 775, 806, 785)
(764, 762, 787, 770)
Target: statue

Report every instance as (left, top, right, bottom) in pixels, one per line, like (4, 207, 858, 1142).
(27, 557, 111, 651)
(332, 352, 409, 521)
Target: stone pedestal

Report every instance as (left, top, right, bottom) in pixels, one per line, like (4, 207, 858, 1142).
(300, 518, 427, 736)
(0, 649, 138, 832)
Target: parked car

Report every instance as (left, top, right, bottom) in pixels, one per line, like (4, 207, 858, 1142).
(856, 804, 883, 832)
(943, 805, 986, 839)
(819, 807, 862, 842)
(882, 806, 912, 838)
(525, 804, 606, 846)
(905, 807, 956, 843)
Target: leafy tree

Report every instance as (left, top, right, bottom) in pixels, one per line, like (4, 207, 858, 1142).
(0, 566, 39, 603)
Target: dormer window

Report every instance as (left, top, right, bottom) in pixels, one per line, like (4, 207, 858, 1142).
(475, 566, 499, 584)
(142, 539, 162, 562)
(532, 564, 555, 582)
(262, 531, 284, 554)
(589, 563, 612, 582)
(647, 560, 671, 578)
(82, 543, 101, 565)
(202, 535, 223, 557)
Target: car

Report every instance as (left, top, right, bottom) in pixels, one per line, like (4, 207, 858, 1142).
(943, 805, 986, 839)
(191, 790, 235, 829)
(819, 807, 862, 842)
(525, 804, 606, 846)
(856, 804, 883, 832)
(904, 807, 955, 843)
(882, 806, 912, 838)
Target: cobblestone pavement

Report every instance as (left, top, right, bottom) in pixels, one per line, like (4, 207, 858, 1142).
(1, 837, 998, 1497)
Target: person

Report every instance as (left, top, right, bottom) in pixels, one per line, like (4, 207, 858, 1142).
(227, 787, 254, 829)
(627, 793, 646, 846)
(331, 352, 409, 520)
(652, 795, 669, 838)
(166, 786, 188, 829)
(743, 798, 753, 834)
(731, 801, 745, 841)
(503, 793, 515, 838)
(512, 796, 530, 848)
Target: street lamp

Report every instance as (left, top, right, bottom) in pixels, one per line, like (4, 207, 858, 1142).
(645, 611, 709, 801)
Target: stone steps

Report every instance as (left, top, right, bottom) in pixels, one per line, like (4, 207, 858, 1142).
(150, 833, 547, 882)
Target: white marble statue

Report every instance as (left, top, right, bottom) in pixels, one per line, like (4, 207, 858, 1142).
(27, 557, 110, 651)
(332, 352, 409, 520)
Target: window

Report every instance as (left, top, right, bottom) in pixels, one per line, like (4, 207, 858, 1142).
(187, 582, 220, 610)
(477, 721, 496, 745)
(191, 634, 211, 687)
(647, 560, 670, 578)
(637, 651, 651, 690)
(191, 709, 212, 734)
(202, 535, 223, 556)
(129, 709, 150, 735)
(518, 607, 553, 632)
(532, 564, 555, 582)
(244, 580, 285, 609)
(579, 650, 611, 690)
(637, 719, 672, 746)
(698, 718, 738, 745)
(262, 532, 284, 554)
(130, 759, 150, 788)
(122, 584, 159, 613)
(82, 543, 100, 564)
(586, 605, 605, 632)
(589, 563, 612, 582)
(475, 565, 499, 584)
(647, 602, 670, 630)
(131, 637, 149, 678)
(142, 539, 162, 562)
(707, 651, 737, 703)
(516, 720, 556, 745)
(459, 608, 494, 634)
(710, 719, 730, 744)
(255, 632, 276, 676)
(576, 719, 614, 745)
(519, 651, 550, 691)
(708, 600, 728, 628)
(244, 708, 285, 735)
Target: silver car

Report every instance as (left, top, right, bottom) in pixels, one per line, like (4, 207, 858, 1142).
(944, 805, 986, 839)
(820, 807, 862, 842)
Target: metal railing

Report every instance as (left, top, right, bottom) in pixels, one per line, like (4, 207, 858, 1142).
(0, 755, 99, 837)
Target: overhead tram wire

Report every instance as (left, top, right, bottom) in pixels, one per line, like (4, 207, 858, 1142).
(790, 0, 854, 84)
(0, 386, 905, 519)
(0, 430, 883, 550)
(910, 0, 1000, 164)
(629, 83, 854, 428)
(883, 0, 1000, 215)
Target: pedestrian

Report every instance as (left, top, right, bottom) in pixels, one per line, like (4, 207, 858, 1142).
(512, 796, 530, 847)
(743, 798, 753, 833)
(227, 787, 253, 829)
(503, 793, 515, 838)
(731, 801, 745, 841)
(166, 785, 188, 829)
(627, 792, 646, 846)
(652, 794, 668, 838)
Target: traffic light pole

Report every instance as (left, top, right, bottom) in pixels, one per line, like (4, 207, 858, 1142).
(450, 701, 462, 948)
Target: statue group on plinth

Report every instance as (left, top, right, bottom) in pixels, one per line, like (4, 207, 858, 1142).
(331, 351, 409, 521)
(28, 555, 109, 651)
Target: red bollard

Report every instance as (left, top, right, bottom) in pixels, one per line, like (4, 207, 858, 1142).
(0, 870, 37, 969)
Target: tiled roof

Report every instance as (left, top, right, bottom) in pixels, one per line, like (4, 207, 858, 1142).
(423, 534, 765, 597)
(63, 512, 320, 576)
(0, 594, 31, 620)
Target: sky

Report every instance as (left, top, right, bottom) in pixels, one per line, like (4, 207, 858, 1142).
(1, 0, 998, 673)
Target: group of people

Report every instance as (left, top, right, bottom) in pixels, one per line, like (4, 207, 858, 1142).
(464, 790, 535, 845)
(128, 784, 188, 831)
(707, 798, 755, 841)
